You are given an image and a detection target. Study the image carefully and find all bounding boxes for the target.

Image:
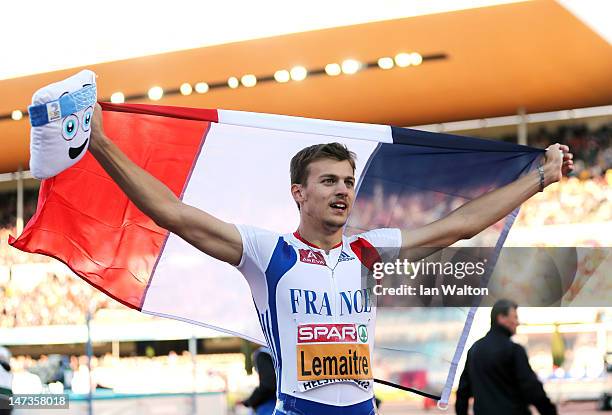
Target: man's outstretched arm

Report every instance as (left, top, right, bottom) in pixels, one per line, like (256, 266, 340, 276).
(89, 103, 243, 265)
(400, 144, 573, 259)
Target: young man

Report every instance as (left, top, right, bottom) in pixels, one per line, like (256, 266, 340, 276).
(455, 300, 557, 415)
(89, 103, 572, 414)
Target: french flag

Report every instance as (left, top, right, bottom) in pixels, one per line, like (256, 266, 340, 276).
(9, 102, 542, 403)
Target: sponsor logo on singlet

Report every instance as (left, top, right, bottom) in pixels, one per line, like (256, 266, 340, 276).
(358, 324, 368, 343)
(297, 324, 358, 343)
(338, 251, 355, 262)
(298, 249, 326, 266)
(296, 323, 373, 391)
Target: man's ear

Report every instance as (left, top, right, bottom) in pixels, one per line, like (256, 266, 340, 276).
(291, 183, 304, 204)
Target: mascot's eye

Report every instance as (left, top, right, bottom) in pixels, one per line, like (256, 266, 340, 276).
(62, 114, 79, 141)
(82, 107, 93, 132)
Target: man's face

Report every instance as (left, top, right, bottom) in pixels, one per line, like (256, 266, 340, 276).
(294, 158, 356, 230)
(497, 308, 520, 335)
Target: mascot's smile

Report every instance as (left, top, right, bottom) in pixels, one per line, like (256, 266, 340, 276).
(69, 137, 89, 160)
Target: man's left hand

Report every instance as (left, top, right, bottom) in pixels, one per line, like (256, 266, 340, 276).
(544, 143, 573, 187)
(559, 144, 574, 176)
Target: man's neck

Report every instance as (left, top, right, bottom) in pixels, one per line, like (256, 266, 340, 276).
(491, 323, 513, 338)
(296, 223, 343, 252)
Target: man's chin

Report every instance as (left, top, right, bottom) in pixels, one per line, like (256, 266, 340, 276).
(324, 216, 348, 229)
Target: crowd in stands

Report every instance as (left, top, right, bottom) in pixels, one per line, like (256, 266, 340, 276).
(0, 189, 37, 232)
(509, 122, 611, 179)
(0, 188, 40, 266)
(0, 272, 119, 328)
(515, 172, 611, 226)
(10, 352, 238, 394)
(0, 227, 47, 265)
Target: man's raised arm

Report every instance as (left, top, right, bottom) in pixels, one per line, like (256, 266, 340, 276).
(89, 103, 243, 265)
(400, 144, 573, 260)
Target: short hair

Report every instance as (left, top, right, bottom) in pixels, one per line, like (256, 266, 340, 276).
(491, 299, 518, 325)
(290, 143, 356, 186)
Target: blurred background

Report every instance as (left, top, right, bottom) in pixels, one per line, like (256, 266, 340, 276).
(0, 0, 610, 413)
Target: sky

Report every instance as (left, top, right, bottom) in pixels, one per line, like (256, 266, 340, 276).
(0, 0, 609, 81)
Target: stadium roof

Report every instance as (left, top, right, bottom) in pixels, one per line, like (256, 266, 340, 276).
(0, 0, 610, 173)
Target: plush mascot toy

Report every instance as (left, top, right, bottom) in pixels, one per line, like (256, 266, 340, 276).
(28, 69, 97, 179)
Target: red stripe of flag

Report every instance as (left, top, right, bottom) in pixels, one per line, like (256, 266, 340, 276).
(9, 106, 215, 310)
(100, 102, 218, 123)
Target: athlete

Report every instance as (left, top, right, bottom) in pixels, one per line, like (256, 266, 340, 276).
(89, 103, 573, 414)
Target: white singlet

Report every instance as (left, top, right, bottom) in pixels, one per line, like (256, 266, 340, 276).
(236, 225, 401, 406)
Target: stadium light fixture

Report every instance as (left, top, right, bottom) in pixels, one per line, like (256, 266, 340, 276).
(377, 57, 394, 69)
(11, 110, 22, 121)
(228, 77, 239, 89)
(394, 53, 411, 67)
(409, 52, 423, 66)
(148, 86, 164, 101)
(290, 66, 308, 81)
(241, 74, 257, 87)
(274, 70, 291, 83)
(195, 82, 209, 93)
(110, 92, 125, 103)
(325, 63, 342, 76)
(180, 83, 193, 95)
(341, 59, 361, 74)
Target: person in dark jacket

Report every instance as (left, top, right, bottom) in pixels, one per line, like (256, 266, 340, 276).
(240, 347, 276, 415)
(455, 299, 557, 415)
(0, 346, 12, 415)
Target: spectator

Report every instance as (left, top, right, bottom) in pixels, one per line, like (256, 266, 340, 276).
(455, 299, 557, 415)
(239, 347, 276, 415)
(0, 346, 12, 415)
